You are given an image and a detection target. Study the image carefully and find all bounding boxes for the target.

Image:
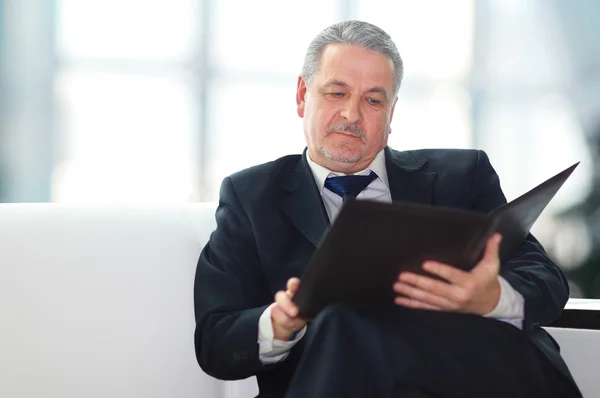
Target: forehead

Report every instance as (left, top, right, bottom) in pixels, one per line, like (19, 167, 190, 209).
(315, 44, 395, 92)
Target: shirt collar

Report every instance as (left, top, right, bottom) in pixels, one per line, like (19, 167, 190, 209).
(306, 149, 390, 194)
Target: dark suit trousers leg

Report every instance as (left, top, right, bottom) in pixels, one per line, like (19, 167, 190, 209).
(283, 304, 578, 398)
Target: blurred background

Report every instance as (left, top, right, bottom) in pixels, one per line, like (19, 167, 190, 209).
(0, 0, 599, 297)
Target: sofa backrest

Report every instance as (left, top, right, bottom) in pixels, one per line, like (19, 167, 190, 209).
(0, 203, 257, 398)
(2, 204, 599, 397)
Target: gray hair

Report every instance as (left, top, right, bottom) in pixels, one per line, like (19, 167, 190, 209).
(301, 20, 404, 97)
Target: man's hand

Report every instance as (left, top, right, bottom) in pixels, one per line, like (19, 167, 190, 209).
(393, 234, 503, 315)
(271, 277, 308, 341)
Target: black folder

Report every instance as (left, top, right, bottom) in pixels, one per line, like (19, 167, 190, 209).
(293, 162, 580, 319)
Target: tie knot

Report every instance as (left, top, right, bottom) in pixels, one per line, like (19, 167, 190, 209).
(324, 171, 378, 201)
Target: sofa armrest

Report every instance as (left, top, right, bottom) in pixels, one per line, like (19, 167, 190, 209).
(544, 298, 600, 398)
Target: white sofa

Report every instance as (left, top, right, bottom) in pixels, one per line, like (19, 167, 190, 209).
(0, 203, 598, 398)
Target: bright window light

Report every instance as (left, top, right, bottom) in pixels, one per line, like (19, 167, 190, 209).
(52, 70, 198, 204)
(56, 0, 198, 60)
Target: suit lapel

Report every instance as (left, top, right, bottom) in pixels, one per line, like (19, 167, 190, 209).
(280, 151, 329, 248)
(384, 147, 436, 205)
(279, 147, 436, 247)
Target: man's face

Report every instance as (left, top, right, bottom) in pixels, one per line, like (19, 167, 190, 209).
(297, 43, 397, 173)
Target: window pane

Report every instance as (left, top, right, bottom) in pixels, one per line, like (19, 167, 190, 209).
(481, 0, 568, 89)
(388, 85, 471, 150)
(206, 80, 305, 199)
(356, 0, 475, 80)
(52, 69, 199, 203)
(477, 95, 591, 211)
(211, 0, 340, 75)
(56, 0, 199, 60)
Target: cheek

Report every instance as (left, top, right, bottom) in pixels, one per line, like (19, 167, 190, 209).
(305, 106, 326, 141)
(314, 106, 336, 130)
(365, 114, 390, 136)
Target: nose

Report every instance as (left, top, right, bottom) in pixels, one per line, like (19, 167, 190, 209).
(340, 96, 362, 123)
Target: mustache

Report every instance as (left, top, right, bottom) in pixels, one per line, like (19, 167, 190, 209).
(326, 123, 366, 139)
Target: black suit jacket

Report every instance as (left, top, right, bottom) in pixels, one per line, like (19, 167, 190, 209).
(194, 147, 575, 393)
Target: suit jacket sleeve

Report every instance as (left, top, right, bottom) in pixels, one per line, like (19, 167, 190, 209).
(194, 176, 273, 380)
(469, 150, 570, 330)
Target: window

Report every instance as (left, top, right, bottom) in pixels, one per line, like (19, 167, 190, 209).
(51, 0, 479, 202)
(53, 0, 200, 203)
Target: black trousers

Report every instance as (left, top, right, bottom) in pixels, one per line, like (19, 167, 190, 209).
(279, 304, 579, 398)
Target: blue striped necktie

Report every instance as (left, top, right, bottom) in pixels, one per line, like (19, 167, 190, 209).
(324, 171, 378, 202)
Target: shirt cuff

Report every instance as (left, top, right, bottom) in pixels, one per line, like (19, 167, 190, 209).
(258, 303, 307, 364)
(484, 275, 525, 329)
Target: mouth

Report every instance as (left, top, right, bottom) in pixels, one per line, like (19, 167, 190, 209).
(331, 130, 361, 139)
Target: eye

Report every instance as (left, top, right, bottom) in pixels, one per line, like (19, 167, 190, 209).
(367, 98, 381, 106)
(328, 92, 345, 98)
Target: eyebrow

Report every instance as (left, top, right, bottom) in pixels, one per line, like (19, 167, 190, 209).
(320, 79, 389, 101)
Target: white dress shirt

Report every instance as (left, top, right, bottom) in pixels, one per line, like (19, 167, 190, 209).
(258, 149, 524, 364)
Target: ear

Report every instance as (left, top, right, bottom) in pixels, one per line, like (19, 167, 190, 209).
(385, 97, 398, 142)
(389, 97, 398, 125)
(296, 76, 307, 118)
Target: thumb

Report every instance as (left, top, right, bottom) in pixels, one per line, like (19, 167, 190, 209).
(286, 277, 301, 296)
(481, 233, 502, 267)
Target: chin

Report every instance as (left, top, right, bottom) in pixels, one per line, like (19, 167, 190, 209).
(321, 146, 363, 164)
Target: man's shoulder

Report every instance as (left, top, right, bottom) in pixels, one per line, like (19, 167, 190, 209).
(223, 153, 303, 199)
(396, 148, 481, 163)
(229, 154, 302, 182)
(388, 147, 486, 172)
(388, 148, 502, 207)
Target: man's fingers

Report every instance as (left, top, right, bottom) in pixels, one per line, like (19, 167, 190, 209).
(484, 233, 502, 262)
(473, 233, 502, 276)
(271, 305, 303, 330)
(394, 281, 460, 310)
(394, 296, 442, 311)
(286, 277, 301, 295)
(272, 278, 303, 335)
(410, 263, 469, 287)
(275, 290, 299, 318)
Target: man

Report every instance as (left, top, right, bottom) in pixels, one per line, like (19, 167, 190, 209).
(194, 20, 581, 397)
